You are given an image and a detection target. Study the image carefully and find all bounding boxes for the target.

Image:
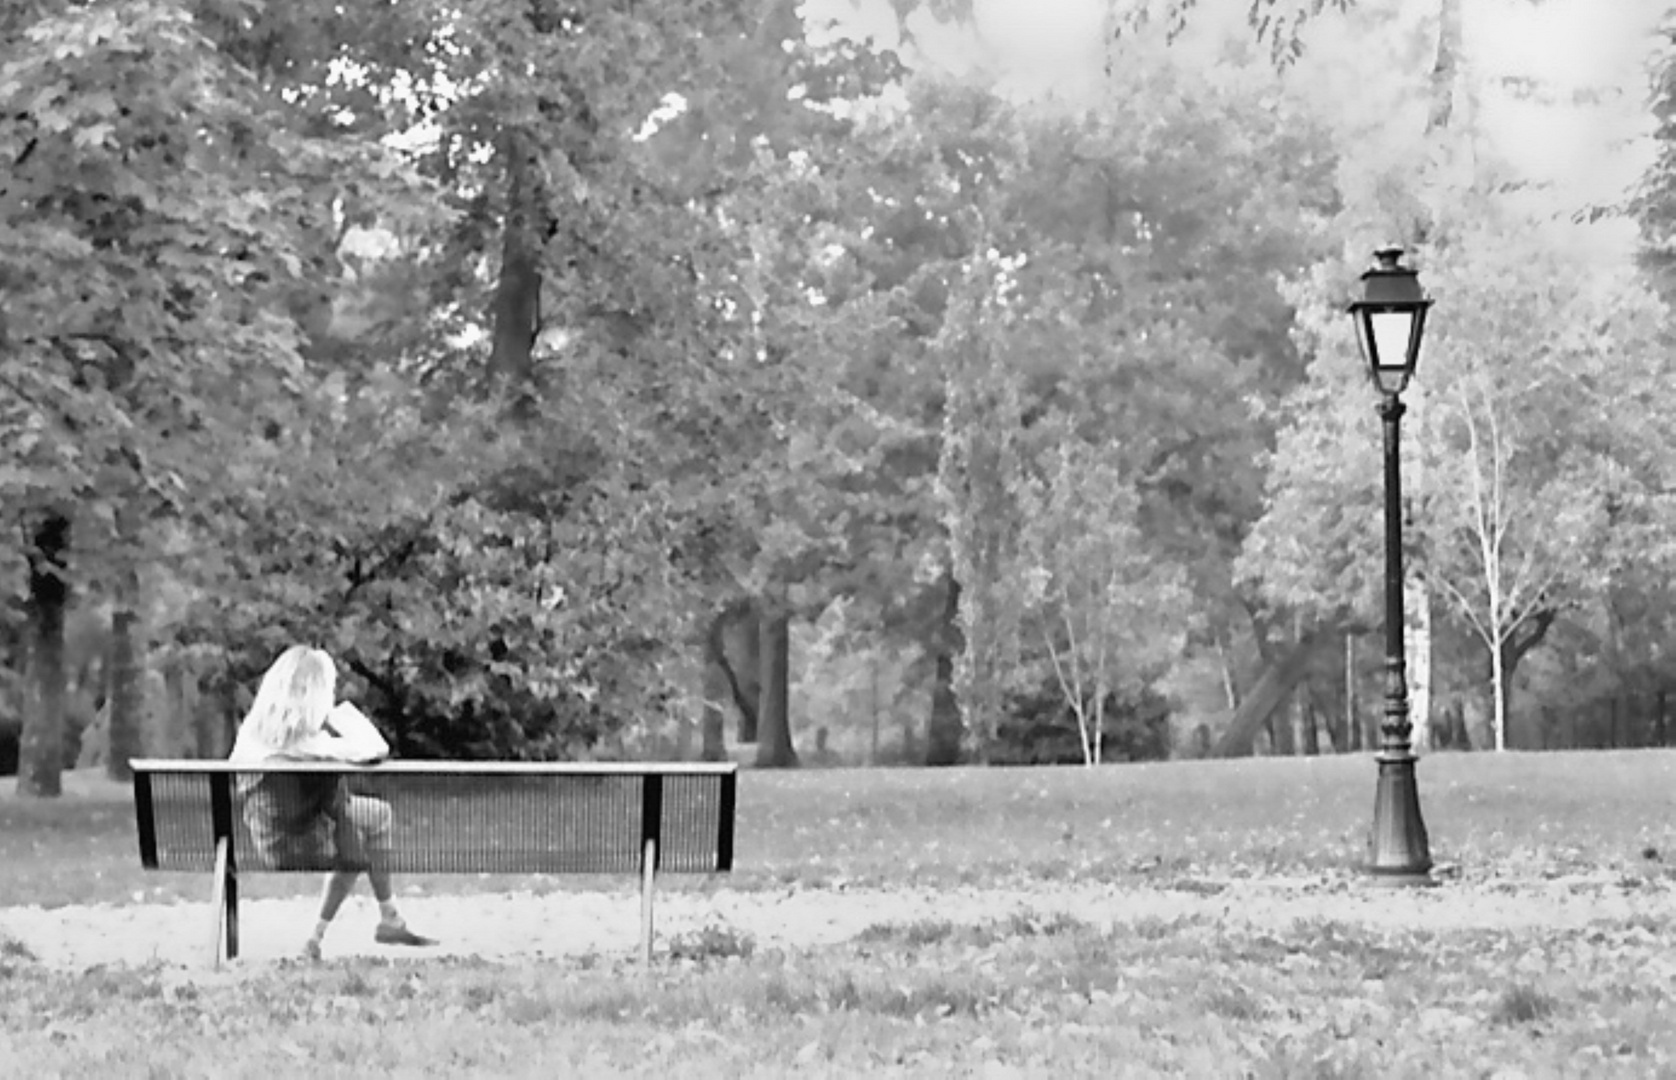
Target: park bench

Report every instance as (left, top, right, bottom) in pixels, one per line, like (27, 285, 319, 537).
(130, 759, 737, 968)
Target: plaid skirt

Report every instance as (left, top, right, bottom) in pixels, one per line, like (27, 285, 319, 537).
(239, 773, 390, 871)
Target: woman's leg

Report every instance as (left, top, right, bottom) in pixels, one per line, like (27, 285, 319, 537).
(341, 795, 394, 901)
(342, 795, 434, 946)
(302, 871, 359, 959)
(320, 871, 359, 917)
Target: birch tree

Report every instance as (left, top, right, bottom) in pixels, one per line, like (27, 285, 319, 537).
(1244, 220, 1675, 749)
(1018, 440, 1190, 765)
(1417, 238, 1673, 750)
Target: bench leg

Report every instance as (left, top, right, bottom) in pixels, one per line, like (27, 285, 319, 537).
(640, 837, 656, 966)
(210, 838, 230, 969)
(207, 837, 240, 967)
(226, 857, 240, 961)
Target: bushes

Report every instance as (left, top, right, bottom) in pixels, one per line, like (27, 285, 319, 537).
(991, 680, 1172, 765)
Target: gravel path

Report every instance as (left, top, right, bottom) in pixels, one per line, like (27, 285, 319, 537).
(4, 874, 1670, 971)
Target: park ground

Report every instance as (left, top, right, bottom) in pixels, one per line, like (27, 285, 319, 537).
(3, 751, 1676, 1077)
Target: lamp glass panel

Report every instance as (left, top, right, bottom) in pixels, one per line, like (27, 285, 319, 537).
(1369, 310, 1414, 372)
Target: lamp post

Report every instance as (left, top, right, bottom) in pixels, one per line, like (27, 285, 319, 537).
(1349, 246, 1434, 882)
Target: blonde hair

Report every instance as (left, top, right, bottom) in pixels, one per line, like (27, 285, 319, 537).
(243, 645, 336, 751)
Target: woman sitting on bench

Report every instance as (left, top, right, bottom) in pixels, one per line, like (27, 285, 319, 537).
(230, 644, 435, 960)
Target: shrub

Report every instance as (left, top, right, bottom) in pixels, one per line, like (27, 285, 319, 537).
(1491, 983, 1557, 1026)
(667, 924, 755, 962)
(991, 679, 1172, 764)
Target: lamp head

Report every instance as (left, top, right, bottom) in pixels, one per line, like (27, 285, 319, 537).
(1348, 247, 1432, 396)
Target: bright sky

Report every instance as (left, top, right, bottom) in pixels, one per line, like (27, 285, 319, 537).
(815, 2, 1660, 187)
(803, 0, 1667, 262)
(1466, 0, 1663, 201)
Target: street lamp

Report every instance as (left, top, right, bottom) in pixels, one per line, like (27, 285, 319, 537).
(1349, 246, 1434, 882)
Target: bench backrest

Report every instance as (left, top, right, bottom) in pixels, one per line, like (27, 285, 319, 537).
(131, 760, 737, 875)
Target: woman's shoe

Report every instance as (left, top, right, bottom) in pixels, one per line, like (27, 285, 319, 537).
(374, 921, 436, 947)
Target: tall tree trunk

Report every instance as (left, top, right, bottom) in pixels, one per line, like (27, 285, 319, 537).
(1266, 701, 1297, 756)
(1492, 608, 1557, 752)
(106, 607, 143, 780)
(1299, 694, 1320, 756)
(673, 704, 693, 761)
(868, 658, 882, 765)
(1216, 632, 1241, 710)
(925, 573, 963, 766)
(161, 658, 192, 759)
(489, 128, 545, 397)
(700, 651, 729, 762)
(192, 665, 227, 759)
(709, 603, 760, 742)
(20, 514, 70, 797)
(106, 508, 144, 779)
(1345, 633, 1360, 752)
(1489, 635, 1508, 752)
(754, 608, 797, 767)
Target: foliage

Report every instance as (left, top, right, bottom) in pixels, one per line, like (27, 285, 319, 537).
(4, 0, 1665, 771)
(992, 678, 1173, 765)
(1631, 8, 1676, 306)
(1015, 437, 1190, 764)
(1, 0, 910, 763)
(1242, 213, 1676, 748)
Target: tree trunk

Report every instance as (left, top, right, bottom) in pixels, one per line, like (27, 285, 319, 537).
(1299, 694, 1320, 756)
(1213, 628, 1333, 757)
(1492, 608, 1556, 752)
(1345, 633, 1360, 752)
(105, 607, 143, 780)
(672, 707, 693, 761)
(1266, 700, 1297, 756)
(193, 665, 228, 759)
(868, 658, 882, 765)
(754, 609, 797, 768)
(161, 658, 192, 758)
(1405, 577, 1432, 753)
(1092, 680, 1106, 766)
(925, 573, 964, 766)
(1216, 632, 1241, 710)
(489, 128, 546, 395)
(20, 514, 70, 797)
(700, 650, 729, 762)
(708, 603, 761, 743)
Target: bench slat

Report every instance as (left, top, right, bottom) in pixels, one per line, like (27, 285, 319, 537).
(131, 759, 738, 776)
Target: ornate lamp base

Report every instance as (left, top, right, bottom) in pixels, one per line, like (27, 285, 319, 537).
(1368, 751, 1433, 884)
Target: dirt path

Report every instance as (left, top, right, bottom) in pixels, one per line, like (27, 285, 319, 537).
(3, 874, 1669, 971)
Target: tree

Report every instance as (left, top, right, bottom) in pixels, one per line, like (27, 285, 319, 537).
(1242, 218, 1676, 750)
(1, 0, 394, 792)
(1017, 439, 1189, 765)
(1633, 9, 1676, 307)
(783, 57, 1338, 762)
(1418, 238, 1672, 750)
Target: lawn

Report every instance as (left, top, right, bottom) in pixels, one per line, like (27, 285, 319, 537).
(4, 750, 1676, 1077)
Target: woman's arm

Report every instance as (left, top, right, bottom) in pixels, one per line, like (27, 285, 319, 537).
(288, 702, 391, 764)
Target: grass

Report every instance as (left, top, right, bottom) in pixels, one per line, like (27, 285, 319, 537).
(5, 750, 1676, 1075)
(8, 749, 1676, 907)
(3, 910, 1674, 1076)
